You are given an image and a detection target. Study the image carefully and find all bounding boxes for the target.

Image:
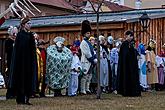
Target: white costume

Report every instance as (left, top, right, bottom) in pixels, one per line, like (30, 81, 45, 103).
(100, 46, 109, 87)
(80, 39, 96, 94)
(68, 54, 81, 96)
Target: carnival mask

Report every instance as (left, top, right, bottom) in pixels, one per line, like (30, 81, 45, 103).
(107, 36, 114, 45)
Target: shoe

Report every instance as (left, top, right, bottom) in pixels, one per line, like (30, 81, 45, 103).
(113, 90, 117, 95)
(17, 102, 26, 105)
(69, 94, 76, 97)
(26, 102, 33, 105)
(39, 93, 46, 97)
(86, 91, 92, 95)
(31, 94, 39, 98)
(80, 92, 86, 95)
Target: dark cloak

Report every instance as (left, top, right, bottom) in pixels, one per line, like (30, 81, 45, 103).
(117, 40, 141, 96)
(8, 30, 36, 97)
(5, 38, 14, 71)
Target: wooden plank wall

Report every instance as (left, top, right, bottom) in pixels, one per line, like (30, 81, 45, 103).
(124, 18, 165, 55)
(0, 18, 164, 56)
(0, 19, 165, 73)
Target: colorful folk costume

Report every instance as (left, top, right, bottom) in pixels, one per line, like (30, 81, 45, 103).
(46, 37, 72, 96)
(117, 31, 141, 97)
(38, 40, 48, 97)
(138, 43, 148, 90)
(89, 36, 97, 94)
(36, 48, 44, 93)
(155, 43, 165, 90)
(156, 56, 165, 86)
(80, 20, 97, 95)
(146, 39, 158, 90)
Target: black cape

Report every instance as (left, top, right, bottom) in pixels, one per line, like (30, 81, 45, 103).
(9, 30, 36, 96)
(117, 40, 141, 96)
(5, 38, 14, 70)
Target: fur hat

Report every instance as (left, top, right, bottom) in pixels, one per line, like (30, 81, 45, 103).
(81, 20, 91, 36)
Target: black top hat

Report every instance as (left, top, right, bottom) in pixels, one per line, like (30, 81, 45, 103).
(81, 20, 91, 36)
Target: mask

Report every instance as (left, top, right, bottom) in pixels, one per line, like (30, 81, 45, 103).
(56, 41, 64, 52)
(108, 36, 113, 44)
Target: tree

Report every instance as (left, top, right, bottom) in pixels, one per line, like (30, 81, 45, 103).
(87, 0, 105, 99)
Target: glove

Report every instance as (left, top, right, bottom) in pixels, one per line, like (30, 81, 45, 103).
(94, 59, 98, 64)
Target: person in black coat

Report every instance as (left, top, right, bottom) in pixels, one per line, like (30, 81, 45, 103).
(9, 17, 36, 105)
(5, 26, 18, 99)
(117, 30, 141, 97)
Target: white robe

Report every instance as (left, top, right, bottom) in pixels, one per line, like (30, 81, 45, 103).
(80, 40, 92, 74)
(68, 54, 81, 96)
(100, 47, 109, 87)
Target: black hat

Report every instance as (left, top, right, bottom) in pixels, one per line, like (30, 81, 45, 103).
(81, 20, 91, 36)
(125, 30, 134, 37)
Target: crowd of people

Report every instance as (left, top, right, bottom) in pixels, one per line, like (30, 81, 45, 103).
(4, 17, 165, 105)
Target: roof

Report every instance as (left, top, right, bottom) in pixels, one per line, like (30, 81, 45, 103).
(104, 1, 133, 11)
(1, 9, 165, 30)
(69, 0, 85, 7)
(30, 0, 76, 11)
(68, 0, 133, 12)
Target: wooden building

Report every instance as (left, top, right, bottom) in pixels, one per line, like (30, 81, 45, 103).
(0, 0, 77, 19)
(0, 8, 165, 73)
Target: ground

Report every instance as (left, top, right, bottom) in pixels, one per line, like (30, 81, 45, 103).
(0, 89, 165, 110)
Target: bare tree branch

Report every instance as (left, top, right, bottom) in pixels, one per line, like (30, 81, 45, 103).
(97, 0, 104, 12)
(88, 0, 97, 12)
